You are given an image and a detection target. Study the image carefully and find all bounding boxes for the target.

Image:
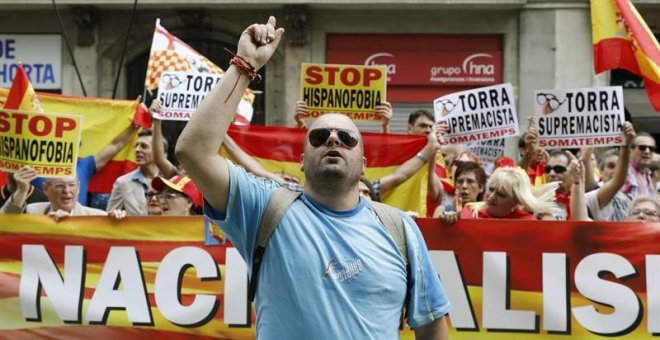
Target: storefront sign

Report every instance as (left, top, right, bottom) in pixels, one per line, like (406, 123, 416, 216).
(0, 35, 62, 90)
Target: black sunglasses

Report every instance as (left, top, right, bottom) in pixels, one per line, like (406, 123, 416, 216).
(545, 165, 567, 174)
(308, 128, 360, 148)
(633, 144, 656, 152)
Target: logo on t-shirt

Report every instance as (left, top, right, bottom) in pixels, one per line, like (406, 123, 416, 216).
(323, 258, 364, 282)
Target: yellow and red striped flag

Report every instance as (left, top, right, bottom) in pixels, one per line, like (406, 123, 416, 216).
(591, 0, 660, 111)
(2, 63, 43, 112)
(226, 125, 429, 216)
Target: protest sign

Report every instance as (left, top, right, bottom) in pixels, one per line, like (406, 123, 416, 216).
(301, 63, 386, 121)
(0, 109, 81, 177)
(467, 138, 505, 165)
(156, 71, 221, 121)
(534, 86, 625, 148)
(145, 19, 254, 125)
(434, 83, 519, 144)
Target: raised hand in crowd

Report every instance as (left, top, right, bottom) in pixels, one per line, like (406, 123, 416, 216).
(375, 101, 392, 133)
(585, 121, 636, 221)
(434, 120, 449, 144)
(520, 117, 548, 170)
(237, 16, 285, 71)
(149, 98, 179, 178)
(6, 166, 39, 208)
(434, 195, 463, 225)
(567, 151, 589, 221)
(294, 100, 309, 128)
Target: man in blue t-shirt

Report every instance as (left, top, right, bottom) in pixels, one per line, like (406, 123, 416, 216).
(177, 16, 451, 339)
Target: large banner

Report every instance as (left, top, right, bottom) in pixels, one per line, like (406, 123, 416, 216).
(1, 216, 658, 338)
(226, 124, 429, 216)
(0, 109, 82, 177)
(300, 63, 387, 121)
(534, 86, 625, 148)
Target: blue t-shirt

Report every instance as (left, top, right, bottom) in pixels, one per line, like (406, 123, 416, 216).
(33, 156, 97, 205)
(205, 161, 451, 339)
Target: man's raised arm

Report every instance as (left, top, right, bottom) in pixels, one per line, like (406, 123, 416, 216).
(176, 16, 284, 214)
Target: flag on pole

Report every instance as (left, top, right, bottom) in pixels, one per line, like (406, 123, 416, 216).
(591, 0, 660, 111)
(144, 19, 255, 124)
(3, 63, 42, 112)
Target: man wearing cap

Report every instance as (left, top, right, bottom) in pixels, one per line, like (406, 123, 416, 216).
(1, 166, 107, 221)
(176, 17, 450, 339)
(151, 175, 203, 215)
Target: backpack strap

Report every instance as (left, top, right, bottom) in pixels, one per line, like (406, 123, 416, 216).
(248, 187, 301, 302)
(368, 200, 411, 328)
(368, 200, 408, 265)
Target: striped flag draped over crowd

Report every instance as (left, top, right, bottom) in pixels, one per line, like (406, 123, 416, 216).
(225, 124, 430, 216)
(144, 19, 255, 125)
(591, 0, 660, 111)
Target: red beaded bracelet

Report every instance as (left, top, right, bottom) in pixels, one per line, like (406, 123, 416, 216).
(225, 48, 262, 83)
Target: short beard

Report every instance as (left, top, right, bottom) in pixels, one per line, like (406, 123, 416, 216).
(304, 161, 360, 197)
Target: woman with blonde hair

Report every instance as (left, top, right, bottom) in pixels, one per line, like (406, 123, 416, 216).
(461, 166, 560, 220)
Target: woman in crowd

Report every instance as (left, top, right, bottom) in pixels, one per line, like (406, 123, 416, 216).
(144, 188, 163, 215)
(434, 161, 487, 223)
(461, 167, 560, 220)
(626, 195, 660, 222)
(151, 175, 203, 215)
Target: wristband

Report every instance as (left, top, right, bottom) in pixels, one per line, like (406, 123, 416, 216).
(416, 152, 426, 161)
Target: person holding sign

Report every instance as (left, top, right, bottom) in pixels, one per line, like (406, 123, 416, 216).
(1, 166, 108, 220)
(294, 100, 393, 133)
(0, 168, 47, 208)
(176, 16, 450, 339)
(583, 122, 636, 221)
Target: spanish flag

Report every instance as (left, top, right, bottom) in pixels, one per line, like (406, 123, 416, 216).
(2, 63, 42, 112)
(227, 125, 429, 216)
(591, 0, 660, 110)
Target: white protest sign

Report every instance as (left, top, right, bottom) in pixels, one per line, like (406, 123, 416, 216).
(467, 138, 505, 165)
(534, 86, 624, 148)
(156, 71, 222, 121)
(434, 83, 519, 144)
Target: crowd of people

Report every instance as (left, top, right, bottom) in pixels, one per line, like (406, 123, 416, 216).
(1, 15, 659, 338)
(0, 78, 658, 224)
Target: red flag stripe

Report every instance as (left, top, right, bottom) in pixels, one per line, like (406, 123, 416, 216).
(3, 64, 30, 110)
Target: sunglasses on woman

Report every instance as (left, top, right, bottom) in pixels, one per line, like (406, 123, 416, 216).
(308, 128, 360, 148)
